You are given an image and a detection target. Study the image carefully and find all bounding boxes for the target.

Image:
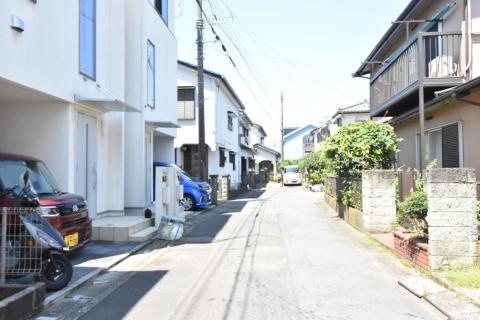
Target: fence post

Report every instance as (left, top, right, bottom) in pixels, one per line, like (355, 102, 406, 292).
(362, 170, 397, 233)
(1, 207, 7, 285)
(425, 168, 478, 269)
(209, 175, 218, 206)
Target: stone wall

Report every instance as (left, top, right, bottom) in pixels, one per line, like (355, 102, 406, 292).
(218, 175, 231, 201)
(362, 170, 396, 233)
(425, 168, 478, 269)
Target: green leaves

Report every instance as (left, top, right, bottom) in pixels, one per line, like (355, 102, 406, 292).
(321, 121, 400, 178)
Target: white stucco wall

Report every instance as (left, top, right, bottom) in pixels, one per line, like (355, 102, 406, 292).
(284, 135, 305, 161)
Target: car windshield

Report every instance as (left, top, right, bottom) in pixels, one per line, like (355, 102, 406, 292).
(0, 160, 61, 196)
(178, 170, 193, 182)
(285, 166, 299, 173)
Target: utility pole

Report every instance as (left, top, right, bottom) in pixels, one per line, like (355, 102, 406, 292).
(280, 91, 284, 164)
(196, 0, 207, 181)
(418, 33, 426, 174)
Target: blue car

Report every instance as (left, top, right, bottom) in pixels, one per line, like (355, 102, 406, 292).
(154, 162, 212, 211)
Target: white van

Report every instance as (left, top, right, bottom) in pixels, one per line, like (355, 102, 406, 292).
(282, 165, 302, 186)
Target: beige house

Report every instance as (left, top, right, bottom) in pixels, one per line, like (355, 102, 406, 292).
(353, 0, 480, 179)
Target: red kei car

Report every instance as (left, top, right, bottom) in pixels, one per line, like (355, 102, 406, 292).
(0, 153, 91, 251)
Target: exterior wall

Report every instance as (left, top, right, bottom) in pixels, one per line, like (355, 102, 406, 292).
(176, 66, 217, 150)
(284, 135, 306, 161)
(395, 101, 480, 176)
(154, 136, 175, 164)
(124, 0, 177, 211)
(0, 0, 126, 105)
(175, 64, 243, 188)
(0, 102, 71, 190)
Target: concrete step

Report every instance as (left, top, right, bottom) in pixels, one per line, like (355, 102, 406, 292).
(92, 216, 153, 242)
(129, 226, 157, 242)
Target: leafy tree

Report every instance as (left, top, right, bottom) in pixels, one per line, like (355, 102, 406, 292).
(321, 121, 400, 178)
(298, 152, 330, 185)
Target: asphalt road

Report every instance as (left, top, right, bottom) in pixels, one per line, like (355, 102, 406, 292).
(79, 184, 446, 320)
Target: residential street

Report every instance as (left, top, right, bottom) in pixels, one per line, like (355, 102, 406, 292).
(77, 184, 445, 320)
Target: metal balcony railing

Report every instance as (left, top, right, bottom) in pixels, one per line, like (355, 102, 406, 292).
(370, 32, 463, 112)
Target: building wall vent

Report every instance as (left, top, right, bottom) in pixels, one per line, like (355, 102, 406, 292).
(11, 15, 25, 32)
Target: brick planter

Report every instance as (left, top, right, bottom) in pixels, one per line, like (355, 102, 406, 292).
(394, 231, 429, 271)
(0, 283, 45, 320)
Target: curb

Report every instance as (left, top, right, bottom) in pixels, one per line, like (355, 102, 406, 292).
(43, 238, 155, 308)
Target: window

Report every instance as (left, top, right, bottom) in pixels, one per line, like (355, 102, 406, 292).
(416, 122, 461, 168)
(228, 114, 233, 131)
(219, 149, 226, 167)
(79, 0, 96, 79)
(229, 152, 236, 171)
(177, 88, 195, 120)
(147, 40, 155, 108)
(260, 137, 265, 145)
(154, 0, 168, 24)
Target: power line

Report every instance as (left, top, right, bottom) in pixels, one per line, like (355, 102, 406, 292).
(213, 0, 357, 102)
(205, 0, 279, 113)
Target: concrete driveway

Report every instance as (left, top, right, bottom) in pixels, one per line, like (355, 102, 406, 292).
(79, 184, 445, 320)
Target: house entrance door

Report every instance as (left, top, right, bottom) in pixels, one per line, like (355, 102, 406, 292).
(76, 112, 97, 218)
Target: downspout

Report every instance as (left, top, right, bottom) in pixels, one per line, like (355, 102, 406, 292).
(463, 0, 473, 79)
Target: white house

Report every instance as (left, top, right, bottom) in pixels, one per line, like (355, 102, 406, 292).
(283, 125, 317, 161)
(0, 1, 177, 227)
(251, 123, 279, 175)
(175, 61, 244, 189)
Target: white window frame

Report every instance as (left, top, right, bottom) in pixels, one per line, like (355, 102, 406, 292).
(415, 120, 463, 169)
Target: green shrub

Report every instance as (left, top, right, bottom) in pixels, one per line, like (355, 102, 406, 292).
(398, 190, 428, 235)
(321, 121, 400, 178)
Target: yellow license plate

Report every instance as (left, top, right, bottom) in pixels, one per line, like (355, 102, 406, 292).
(65, 232, 79, 248)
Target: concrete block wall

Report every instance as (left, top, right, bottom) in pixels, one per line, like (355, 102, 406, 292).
(425, 168, 478, 269)
(361, 170, 397, 233)
(219, 175, 231, 200)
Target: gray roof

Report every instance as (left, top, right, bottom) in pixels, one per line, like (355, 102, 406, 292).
(332, 100, 370, 118)
(283, 127, 299, 136)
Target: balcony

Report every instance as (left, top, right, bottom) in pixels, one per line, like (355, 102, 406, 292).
(239, 135, 251, 148)
(370, 32, 465, 117)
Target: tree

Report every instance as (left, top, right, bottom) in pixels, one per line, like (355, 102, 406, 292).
(321, 121, 400, 178)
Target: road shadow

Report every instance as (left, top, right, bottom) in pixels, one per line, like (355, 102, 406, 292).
(176, 188, 265, 245)
(79, 270, 168, 320)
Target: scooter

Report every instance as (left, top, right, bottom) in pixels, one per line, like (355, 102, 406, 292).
(4, 171, 73, 291)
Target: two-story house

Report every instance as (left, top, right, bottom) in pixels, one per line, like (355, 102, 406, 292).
(239, 112, 256, 185)
(0, 1, 177, 234)
(175, 61, 243, 189)
(251, 123, 280, 176)
(353, 0, 480, 175)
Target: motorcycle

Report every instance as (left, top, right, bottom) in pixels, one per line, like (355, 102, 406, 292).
(3, 171, 73, 291)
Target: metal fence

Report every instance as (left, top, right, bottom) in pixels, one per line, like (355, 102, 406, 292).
(0, 207, 44, 284)
(324, 176, 362, 210)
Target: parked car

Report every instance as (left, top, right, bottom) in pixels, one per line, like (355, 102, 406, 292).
(154, 162, 212, 211)
(0, 154, 92, 251)
(282, 165, 302, 186)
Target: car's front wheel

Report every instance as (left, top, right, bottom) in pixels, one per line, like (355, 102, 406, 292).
(182, 194, 196, 211)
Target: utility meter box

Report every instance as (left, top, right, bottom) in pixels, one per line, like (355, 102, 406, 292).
(154, 166, 184, 227)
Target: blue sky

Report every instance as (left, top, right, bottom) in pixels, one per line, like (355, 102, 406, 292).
(175, 0, 411, 149)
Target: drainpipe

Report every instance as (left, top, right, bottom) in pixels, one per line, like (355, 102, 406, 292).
(463, 0, 473, 78)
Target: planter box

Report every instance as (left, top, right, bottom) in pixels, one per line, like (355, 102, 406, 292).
(394, 231, 429, 271)
(0, 283, 45, 320)
(344, 206, 364, 232)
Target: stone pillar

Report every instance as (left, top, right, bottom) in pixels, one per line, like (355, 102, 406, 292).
(209, 175, 218, 206)
(362, 170, 397, 233)
(425, 168, 478, 269)
(218, 175, 230, 201)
